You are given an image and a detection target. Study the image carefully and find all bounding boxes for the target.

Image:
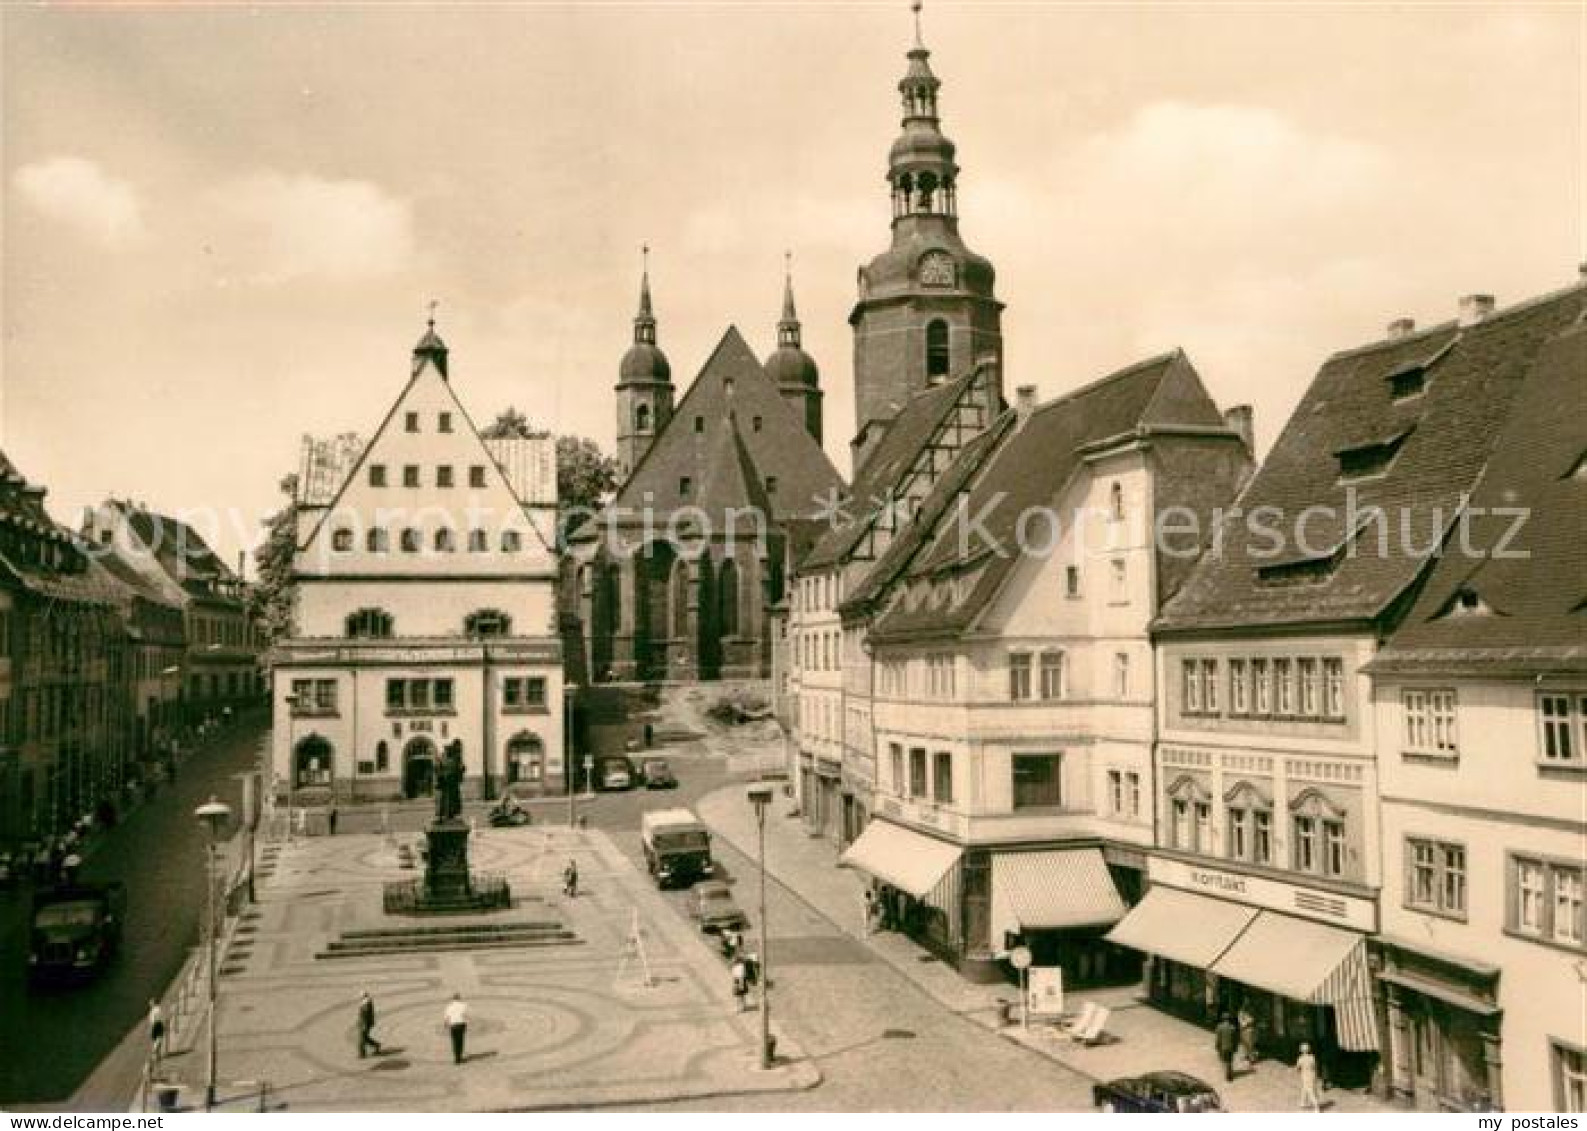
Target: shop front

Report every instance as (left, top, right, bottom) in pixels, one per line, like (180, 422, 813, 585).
(1107, 857, 1381, 1086)
(990, 847, 1136, 988)
(841, 818, 964, 962)
(1375, 936, 1502, 1111)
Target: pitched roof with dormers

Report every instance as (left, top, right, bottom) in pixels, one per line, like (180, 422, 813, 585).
(1156, 281, 1587, 634)
(602, 326, 843, 526)
(1367, 313, 1587, 677)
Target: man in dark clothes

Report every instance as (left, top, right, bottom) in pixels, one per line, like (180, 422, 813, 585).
(1214, 1014, 1239, 1082)
(357, 991, 381, 1058)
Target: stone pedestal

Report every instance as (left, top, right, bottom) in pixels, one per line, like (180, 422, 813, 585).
(425, 820, 472, 901)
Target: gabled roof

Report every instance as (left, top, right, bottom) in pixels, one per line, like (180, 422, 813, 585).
(608, 326, 843, 524)
(870, 350, 1219, 642)
(802, 366, 984, 571)
(1156, 282, 1587, 634)
(1368, 316, 1587, 676)
(109, 501, 239, 600)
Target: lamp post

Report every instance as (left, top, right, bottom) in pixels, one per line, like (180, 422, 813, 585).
(747, 784, 774, 1069)
(194, 795, 232, 1111)
(282, 693, 300, 844)
(563, 683, 580, 828)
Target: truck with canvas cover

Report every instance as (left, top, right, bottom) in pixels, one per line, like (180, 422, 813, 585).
(640, 808, 713, 888)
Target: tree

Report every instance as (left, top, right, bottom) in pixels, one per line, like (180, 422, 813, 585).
(250, 472, 299, 648)
(483, 407, 619, 543)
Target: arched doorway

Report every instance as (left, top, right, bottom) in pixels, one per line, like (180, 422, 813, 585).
(294, 735, 333, 788)
(402, 736, 437, 799)
(505, 733, 546, 794)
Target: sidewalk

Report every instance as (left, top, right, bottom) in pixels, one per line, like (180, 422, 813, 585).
(696, 785, 1396, 1114)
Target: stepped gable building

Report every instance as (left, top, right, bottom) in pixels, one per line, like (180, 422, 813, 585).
(1363, 281, 1586, 1112)
(568, 269, 843, 684)
(1118, 280, 1587, 1090)
(838, 352, 1251, 982)
(270, 320, 565, 807)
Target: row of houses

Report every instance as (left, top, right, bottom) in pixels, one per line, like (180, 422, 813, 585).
(777, 274, 1586, 1112)
(0, 452, 264, 843)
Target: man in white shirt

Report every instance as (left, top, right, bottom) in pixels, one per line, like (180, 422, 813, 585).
(443, 993, 469, 1064)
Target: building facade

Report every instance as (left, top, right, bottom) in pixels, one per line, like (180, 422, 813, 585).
(270, 322, 566, 805)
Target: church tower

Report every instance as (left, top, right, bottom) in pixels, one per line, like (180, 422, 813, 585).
(849, 2, 1003, 451)
(614, 250, 674, 480)
(763, 259, 823, 444)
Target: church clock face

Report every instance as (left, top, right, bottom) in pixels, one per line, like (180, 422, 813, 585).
(918, 251, 956, 288)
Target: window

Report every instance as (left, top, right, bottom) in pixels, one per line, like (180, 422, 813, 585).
(1183, 659, 1202, 713)
(468, 529, 488, 552)
(1404, 689, 1459, 756)
(501, 530, 522, 552)
(1008, 651, 1032, 701)
(765, 476, 777, 496)
(405, 411, 419, 432)
(1064, 565, 1080, 598)
(1127, 771, 1141, 818)
(1539, 694, 1581, 764)
(1322, 658, 1344, 718)
(1518, 858, 1547, 935)
(1294, 815, 1317, 871)
(437, 465, 454, 488)
(1039, 651, 1064, 700)
(364, 527, 387, 552)
(1172, 799, 1191, 848)
(1114, 652, 1130, 699)
(345, 608, 393, 638)
(932, 752, 953, 803)
(679, 476, 692, 499)
(1511, 856, 1585, 949)
(925, 319, 950, 380)
(409, 680, 430, 711)
(1109, 482, 1125, 522)
(403, 465, 420, 488)
(1108, 769, 1124, 815)
(375, 741, 390, 773)
(1252, 810, 1272, 864)
(327, 527, 352, 552)
(1323, 819, 1346, 877)
(502, 676, 548, 711)
(432, 528, 453, 552)
(1298, 658, 1319, 717)
(438, 412, 453, 433)
(1229, 805, 1248, 859)
(1389, 366, 1426, 401)
(1558, 867, 1585, 946)
(370, 464, 387, 487)
(1554, 1044, 1587, 1113)
(433, 679, 454, 710)
(693, 416, 704, 434)
(889, 743, 904, 795)
(909, 748, 928, 797)
(753, 415, 763, 432)
(1229, 659, 1248, 715)
(1336, 429, 1412, 481)
(1109, 558, 1127, 603)
(465, 609, 512, 638)
(469, 465, 486, 488)
(289, 678, 338, 715)
(400, 528, 421, 552)
(1200, 659, 1219, 713)
(1252, 658, 1271, 714)
(1012, 754, 1063, 809)
(1274, 658, 1294, 716)
(386, 680, 406, 711)
(1409, 839, 1438, 908)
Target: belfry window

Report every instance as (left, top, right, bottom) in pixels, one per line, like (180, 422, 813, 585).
(635, 403, 651, 434)
(925, 319, 950, 381)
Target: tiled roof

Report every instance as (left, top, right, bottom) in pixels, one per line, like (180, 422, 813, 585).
(801, 367, 984, 571)
(1368, 315, 1587, 676)
(1156, 282, 1587, 633)
(871, 350, 1220, 642)
(114, 501, 236, 586)
(608, 326, 843, 525)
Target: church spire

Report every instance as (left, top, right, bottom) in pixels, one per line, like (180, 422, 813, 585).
(777, 251, 801, 349)
(889, 0, 958, 223)
(634, 244, 657, 345)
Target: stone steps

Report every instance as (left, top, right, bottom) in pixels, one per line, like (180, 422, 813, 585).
(317, 931, 582, 960)
(341, 920, 564, 940)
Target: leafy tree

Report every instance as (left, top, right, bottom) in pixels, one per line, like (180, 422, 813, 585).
(250, 472, 299, 648)
(482, 407, 618, 542)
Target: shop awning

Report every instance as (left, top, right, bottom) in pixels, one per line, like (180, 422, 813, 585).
(839, 819, 961, 898)
(992, 848, 1127, 946)
(1210, 911, 1379, 1052)
(1104, 885, 1258, 969)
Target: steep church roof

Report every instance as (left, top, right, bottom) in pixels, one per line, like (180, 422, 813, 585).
(608, 326, 843, 523)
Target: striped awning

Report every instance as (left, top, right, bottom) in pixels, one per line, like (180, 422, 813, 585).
(992, 848, 1127, 948)
(840, 819, 961, 899)
(1105, 886, 1259, 970)
(1210, 911, 1379, 1052)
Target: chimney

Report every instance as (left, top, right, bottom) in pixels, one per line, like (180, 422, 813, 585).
(1458, 294, 1495, 326)
(1386, 317, 1416, 340)
(1014, 384, 1038, 424)
(1223, 404, 1254, 454)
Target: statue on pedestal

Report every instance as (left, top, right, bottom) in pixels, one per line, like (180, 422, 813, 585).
(435, 740, 464, 823)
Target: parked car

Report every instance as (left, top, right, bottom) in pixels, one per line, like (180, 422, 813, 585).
(1093, 1072, 1223, 1113)
(640, 759, 677, 789)
(597, 757, 633, 791)
(688, 879, 749, 934)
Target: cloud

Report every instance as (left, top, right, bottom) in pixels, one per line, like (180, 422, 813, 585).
(13, 156, 145, 245)
(220, 172, 414, 284)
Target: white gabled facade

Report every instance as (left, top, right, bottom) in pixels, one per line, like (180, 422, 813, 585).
(270, 323, 564, 811)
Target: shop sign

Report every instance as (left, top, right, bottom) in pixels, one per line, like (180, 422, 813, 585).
(1028, 966, 1065, 1017)
(1147, 855, 1375, 932)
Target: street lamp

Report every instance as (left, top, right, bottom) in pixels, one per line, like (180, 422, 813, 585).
(282, 693, 301, 844)
(747, 784, 774, 1069)
(194, 795, 232, 1111)
(563, 683, 580, 828)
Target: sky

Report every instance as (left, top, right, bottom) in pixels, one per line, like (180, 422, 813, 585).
(3, 1, 1582, 571)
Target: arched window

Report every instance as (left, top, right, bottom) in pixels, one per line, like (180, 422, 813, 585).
(468, 529, 488, 552)
(501, 530, 523, 553)
(332, 528, 353, 552)
(400, 528, 421, 552)
(717, 558, 739, 637)
(434, 528, 455, 552)
(506, 733, 545, 784)
(670, 560, 690, 639)
(367, 528, 389, 553)
(635, 403, 651, 433)
(464, 609, 512, 638)
(925, 319, 950, 380)
(375, 740, 390, 773)
(344, 607, 393, 639)
(294, 735, 333, 788)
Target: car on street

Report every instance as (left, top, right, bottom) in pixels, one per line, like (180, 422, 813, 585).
(597, 757, 633, 791)
(688, 879, 749, 934)
(1093, 1071, 1223, 1113)
(640, 759, 677, 789)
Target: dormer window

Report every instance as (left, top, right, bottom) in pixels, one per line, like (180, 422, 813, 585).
(1435, 585, 1498, 619)
(1336, 427, 1413, 482)
(1388, 365, 1426, 401)
(464, 609, 512, 638)
(1565, 450, 1587, 480)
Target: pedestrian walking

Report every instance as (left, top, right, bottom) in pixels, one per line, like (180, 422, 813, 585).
(563, 859, 579, 898)
(731, 956, 749, 1012)
(328, 806, 339, 836)
(1238, 1006, 1258, 1068)
(356, 991, 381, 1058)
(443, 993, 469, 1065)
(862, 887, 877, 936)
(1214, 1014, 1238, 1082)
(1297, 1042, 1323, 1111)
(147, 1000, 166, 1066)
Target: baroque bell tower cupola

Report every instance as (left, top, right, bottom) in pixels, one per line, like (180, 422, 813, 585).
(850, 0, 1003, 455)
(615, 246, 674, 481)
(764, 253, 824, 444)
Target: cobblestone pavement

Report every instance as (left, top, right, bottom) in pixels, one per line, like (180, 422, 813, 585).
(146, 824, 816, 1111)
(695, 783, 1398, 1114)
